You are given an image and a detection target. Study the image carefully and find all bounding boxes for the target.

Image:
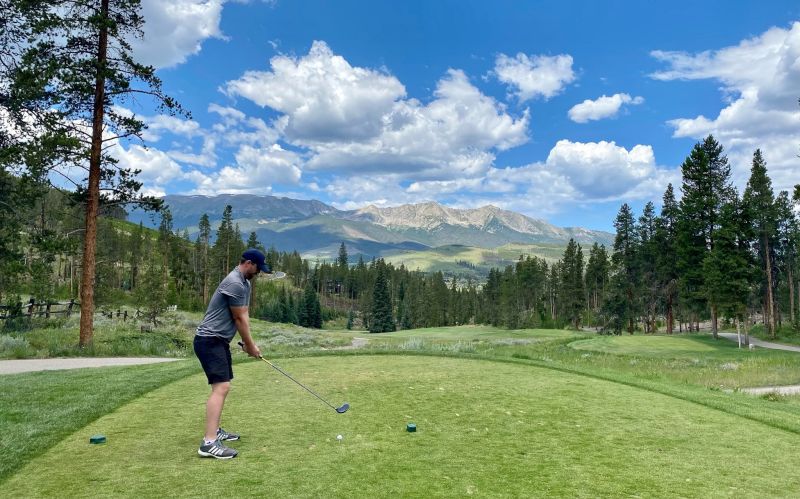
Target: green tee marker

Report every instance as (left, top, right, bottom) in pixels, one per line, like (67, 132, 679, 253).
(406, 423, 416, 432)
(89, 434, 106, 444)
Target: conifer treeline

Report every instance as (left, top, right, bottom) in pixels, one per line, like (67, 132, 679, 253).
(312, 134, 799, 336)
(477, 135, 799, 336)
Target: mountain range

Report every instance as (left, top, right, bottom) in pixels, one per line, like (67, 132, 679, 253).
(128, 194, 614, 261)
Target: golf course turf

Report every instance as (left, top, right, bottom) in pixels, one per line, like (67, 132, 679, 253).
(4, 354, 800, 498)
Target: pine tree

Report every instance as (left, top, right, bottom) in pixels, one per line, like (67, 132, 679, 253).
(743, 149, 778, 338)
(213, 205, 236, 281)
(287, 291, 298, 325)
(585, 243, 609, 320)
(793, 185, 800, 326)
(0, 173, 27, 304)
(198, 214, 211, 304)
(369, 260, 395, 333)
(547, 262, 561, 325)
(427, 271, 450, 327)
(449, 277, 461, 325)
(158, 207, 174, 293)
(299, 281, 316, 328)
(396, 280, 407, 330)
(609, 203, 639, 333)
(703, 193, 754, 343)
(482, 268, 502, 326)
(655, 184, 679, 333)
(677, 136, 732, 337)
(312, 294, 323, 328)
(134, 241, 167, 326)
(277, 287, 289, 322)
(336, 241, 349, 298)
(337, 242, 349, 268)
(246, 232, 264, 252)
(496, 265, 517, 328)
(129, 222, 144, 291)
(637, 202, 659, 333)
(2, 0, 185, 346)
(775, 191, 799, 328)
(560, 239, 585, 329)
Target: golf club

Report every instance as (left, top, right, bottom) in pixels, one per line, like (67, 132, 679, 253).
(238, 341, 349, 414)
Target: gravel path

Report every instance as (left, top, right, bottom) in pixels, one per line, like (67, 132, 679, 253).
(718, 332, 800, 352)
(0, 357, 183, 375)
(735, 385, 800, 396)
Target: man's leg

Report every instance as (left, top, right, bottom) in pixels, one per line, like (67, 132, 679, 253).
(204, 381, 230, 442)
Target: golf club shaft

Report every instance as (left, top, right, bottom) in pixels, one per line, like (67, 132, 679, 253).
(238, 341, 339, 411)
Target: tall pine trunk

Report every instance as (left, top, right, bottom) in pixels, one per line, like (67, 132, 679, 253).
(666, 293, 674, 334)
(744, 315, 750, 346)
(764, 235, 776, 338)
(710, 304, 718, 339)
(202, 247, 209, 305)
(788, 267, 795, 325)
(736, 317, 741, 348)
(79, 0, 109, 347)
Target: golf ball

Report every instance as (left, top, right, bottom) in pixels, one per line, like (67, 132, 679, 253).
(337, 434, 343, 440)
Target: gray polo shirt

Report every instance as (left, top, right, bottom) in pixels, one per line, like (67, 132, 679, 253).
(196, 268, 251, 342)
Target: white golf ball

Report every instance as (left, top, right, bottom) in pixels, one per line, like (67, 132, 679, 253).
(337, 434, 343, 440)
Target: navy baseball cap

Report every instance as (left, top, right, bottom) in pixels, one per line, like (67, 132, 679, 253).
(242, 248, 271, 273)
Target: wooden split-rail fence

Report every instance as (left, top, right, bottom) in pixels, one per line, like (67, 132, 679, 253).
(0, 298, 78, 321)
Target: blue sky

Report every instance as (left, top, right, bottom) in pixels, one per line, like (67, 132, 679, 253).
(117, 0, 800, 231)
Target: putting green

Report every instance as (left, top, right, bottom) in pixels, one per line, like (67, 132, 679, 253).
(5, 355, 800, 498)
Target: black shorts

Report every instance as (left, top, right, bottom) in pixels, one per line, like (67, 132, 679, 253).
(194, 335, 234, 384)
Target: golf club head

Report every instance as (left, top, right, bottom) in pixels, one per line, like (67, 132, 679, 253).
(336, 403, 350, 414)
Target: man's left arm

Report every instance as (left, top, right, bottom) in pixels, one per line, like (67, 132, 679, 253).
(231, 306, 261, 358)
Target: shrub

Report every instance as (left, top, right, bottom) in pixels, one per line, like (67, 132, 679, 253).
(0, 334, 34, 358)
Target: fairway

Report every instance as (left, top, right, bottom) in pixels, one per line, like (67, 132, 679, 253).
(5, 355, 800, 498)
(370, 325, 578, 341)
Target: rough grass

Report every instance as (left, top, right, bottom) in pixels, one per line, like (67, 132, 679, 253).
(563, 334, 800, 389)
(0, 312, 195, 359)
(5, 355, 800, 498)
(0, 312, 353, 359)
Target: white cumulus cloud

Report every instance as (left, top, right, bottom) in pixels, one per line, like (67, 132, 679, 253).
(132, 0, 226, 69)
(494, 53, 576, 101)
(223, 42, 529, 182)
(115, 144, 185, 187)
(224, 40, 406, 142)
(545, 140, 663, 199)
(568, 93, 644, 123)
(187, 143, 302, 195)
(651, 21, 800, 194)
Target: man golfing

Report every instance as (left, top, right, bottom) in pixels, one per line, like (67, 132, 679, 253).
(194, 248, 270, 459)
